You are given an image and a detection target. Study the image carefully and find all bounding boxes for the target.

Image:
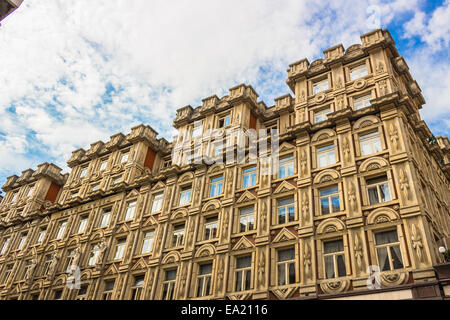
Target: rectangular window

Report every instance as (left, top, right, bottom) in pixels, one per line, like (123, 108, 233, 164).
(76, 284, 88, 300)
(120, 152, 129, 164)
(172, 224, 185, 247)
(56, 221, 67, 239)
(91, 183, 100, 192)
(319, 186, 340, 215)
(99, 158, 108, 171)
(0, 238, 10, 254)
(277, 248, 296, 285)
(360, 131, 382, 156)
(313, 78, 329, 94)
(11, 191, 18, 202)
(277, 197, 295, 224)
(27, 185, 34, 197)
(197, 263, 212, 297)
(100, 208, 111, 228)
(323, 239, 346, 279)
(162, 269, 177, 300)
(350, 64, 368, 81)
(41, 255, 52, 276)
(79, 166, 88, 178)
(22, 260, 33, 280)
(36, 228, 46, 244)
(77, 215, 88, 234)
(235, 255, 252, 291)
(367, 175, 391, 205)
(1, 264, 13, 284)
(17, 233, 27, 250)
(218, 114, 231, 128)
(375, 230, 404, 271)
(192, 123, 203, 138)
(242, 167, 257, 188)
(317, 144, 336, 168)
(141, 231, 154, 254)
(53, 289, 63, 300)
(65, 249, 76, 271)
(314, 107, 331, 123)
(88, 244, 101, 266)
(354, 94, 372, 110)
(124, 201, 137, 221)
(114, 239, 126, 260)
(102, 280, 115, 300)
(70, 190, 79, 199)
(151, 193, 164, 213)
(179, 185, 192, 206)
(130, 275, 145, 300)
(239, 206, 255, 233)
(204, 216, 218, 240)
(278, 155, 294, 179)
(209, 176, 223, 197)
(111, 175, 122, 185)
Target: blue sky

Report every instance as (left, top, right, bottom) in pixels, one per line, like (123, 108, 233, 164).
(0, 0, 449, 195)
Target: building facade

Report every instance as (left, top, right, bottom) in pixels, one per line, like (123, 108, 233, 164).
(0, 0, 22, 22)
(0, 29, 449, 300)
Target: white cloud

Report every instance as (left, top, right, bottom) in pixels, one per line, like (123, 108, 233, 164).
(0, 0, 446, 190)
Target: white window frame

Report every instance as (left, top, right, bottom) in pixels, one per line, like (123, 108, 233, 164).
(350, 64, 368, 81)
(313, 78, 329, 95)
(317, 144, 336, 168)
(360, 131, 382, 156)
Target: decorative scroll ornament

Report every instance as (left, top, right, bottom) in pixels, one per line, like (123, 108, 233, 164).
(300, 90, 306, 102)
(336, 77, 343, 89)
(354, 234, 363, 272)
(257, 251, 265, 288)
(226, 169, 233, 194)
(301, 192, 309, 222)
(179, 265, 188, 296)
(379, 80, 388, 96)
(260, 201, 267, 231)
(303, 242, 312, 280)
(187, 220, 195, 246)
(376, 61, 384, 74)
(348, 181, 356, 212)
(300, 149, 307, 175)
(411, 223, 424, 263)
(337, 95, 344, 110)
(222, 209, 229, 241)
(216, 256, 224, 291)
(389, 123, 399, 151)
(343, 137, 351, 163)
(399, 169, 410, 200)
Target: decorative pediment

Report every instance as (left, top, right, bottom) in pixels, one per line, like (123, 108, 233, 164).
(366, 207, 400, 225)
(202, 199, 221, 212)
(80, 269, 93, 281)
(354, 115, 380, 130)
(179, 172, 194, 183)
(125, 189, 140, 200)
(131, 257, 148, 271)
(359, 156, 389, 173)
(89, 230, 105, 241)
(232, 236, 255, 251)
(207, 164, 224, 175)
(313, 169, 340, 185)
(104, 263, 119, 275)
(227, 293, 251, 300)
(311, 129, 336, 143)
(162, 251, 181, 264)
(317, 218, 346, 235)
(171, 208, 188, 220)
(272, 227, 297, 243)
(271, 287, 298, 300)
(151, 181, 166, 191)
(115, 224, 130, 235)
(273, 181, 296, 194)
(142, 216, 157, 228)
(279, 142, 296, 153)
(236, 191, 257, 204)
(195, 243, 216, 258)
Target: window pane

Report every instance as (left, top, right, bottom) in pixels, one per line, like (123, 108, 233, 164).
(377, 247, 390, 271)
(321, 198, 330, 215)
(278, 248, 295, 261)
(375, 230, 399, 245)
(288, 206, 295, 221)
(337, 255, 346, 277)
(235, 272, 242, 291)
(331, 196, 340, 212)
(199, 263, 212, 275)
(237, 256, 251, 268)
(324, 240, 344, 253)
(244, 270, 251, 290)
(278, 264, 286, 285)
(379, 184, 391, 202)
(320, 186, 338, 196)
(368, 187, 379, 205)
(288, 263, 296, 284)
(324, 256, 335, 279)
(278, 208, 286, 224)
(390, 245, 404, 269)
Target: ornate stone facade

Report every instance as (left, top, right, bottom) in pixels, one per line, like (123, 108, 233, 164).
(0, 29, 449, 300)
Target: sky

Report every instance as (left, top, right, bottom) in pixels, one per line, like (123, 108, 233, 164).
(0, 0, 449, 194)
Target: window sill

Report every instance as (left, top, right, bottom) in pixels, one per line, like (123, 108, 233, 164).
(354, 150, 387, 161)
(314, 211, 345, 221)
(270, 220, 298, 230)
(271, 175, 297, 184)
(311, 163, 340, 173)
(361, 200, 398, 211)
(232, 230, 257, 238)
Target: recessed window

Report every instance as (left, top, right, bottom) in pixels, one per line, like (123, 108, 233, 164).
(111, 175, 122, 185)
(114, 239, 126, 260)
(16, 233, 28, 250)
(99, 208, 111, 228)
(204, 216, 218, 240)
(99, 158, 108, 171)
(375, 230, 404, 271)
(0, 237, 10, 254)
(162, 269, 177, 300)
(120, 151, 129, 164)
(218, 114, 231, 128)
(350, 64, 368, 81)
(367, 175, 391, 205)
(277, 248, 295, 285)
(179, 185, 192, 206)
(77, 215, 88, 234)
(91, 183, 100, 192)
(319, 186, 340, 215)
(27, 185, 35, 197)
(209, 176, 223, 197)
(102, 280, 115, 300)
(235, 255, 252, 291)
(278, 155, 294, 179)
(36, 228, 46, 244)
(323, 239, 346, 279)
(242, 167, 257, 188)
(41, 255, 52, 276)
(239, 206, 255, 233)
(313, 78, 329, 94)
(317, 144, 336, 168)
(11, 191, 18, 202)
(65, 248, 77, 270)
(141, 231, 154, 254)
(151, 193, 164, 213)
(1, 264, 13, 284)
(76, 285, 88, 300)
(79, 166, 88, 178)
(277, 197, 295, 224)
(88, 244, 100, 266)
(192, 122, 203, 138)
(197, 263, 212, 297)
(124, 201, 137, 220)
(53, 289, 63, 300)
(360, 131, 382, 156)
(56, 220, 67, 239)
(314, 107, 331, 123)
(70, 190, 79, 199)
(354, 94, 372, 110)
(22, 260, 34, 280)
(172, 224, 185, 247)
(130, 275, 145, 300)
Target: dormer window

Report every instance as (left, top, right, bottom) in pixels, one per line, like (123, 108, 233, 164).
(218, 114, 231, 128)
(350, 64, 368, 81)
(313, 78, 329, 95)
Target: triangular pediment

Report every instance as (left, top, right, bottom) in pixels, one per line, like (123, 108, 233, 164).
(125, 189, 140, 199)
(116, 224, 130, 234)
(104, 263, 119, 275)
(131, 257, 148, 271)
(279, 142, 296, 153)
(142, 216, 157, 227)
(272, 227, 297, 243)
(227, 293, 251, 300)
(236, 190, 256, 204)
(273, 181, 296, 194)
(271, 287, 298, 300)
(151, 181, 166, 191)
(232, 236, 254, 251)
